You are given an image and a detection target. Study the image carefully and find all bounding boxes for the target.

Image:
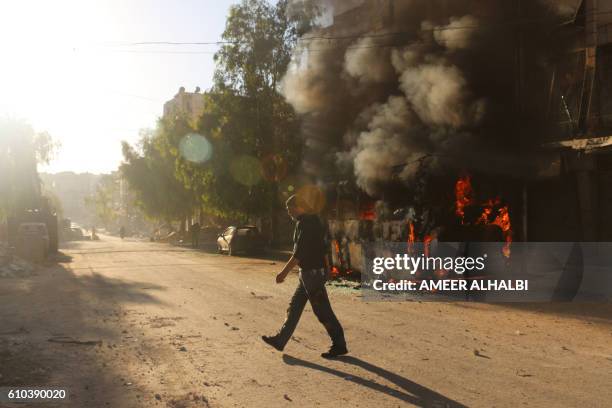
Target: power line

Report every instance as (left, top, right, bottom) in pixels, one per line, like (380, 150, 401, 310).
(103, 49, 217, 55)
(122, 41, 237, 46)
(14, 9, 609, 58)
(94, 8, 612, 50)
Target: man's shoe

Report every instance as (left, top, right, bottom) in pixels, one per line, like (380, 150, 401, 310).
(321, 344, 348, 359)
(261, 335, 284, 352)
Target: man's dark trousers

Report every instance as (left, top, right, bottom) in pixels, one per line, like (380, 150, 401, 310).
(276, 267, 345, 348)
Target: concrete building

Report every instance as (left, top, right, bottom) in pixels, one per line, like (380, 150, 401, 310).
(163, 87, 206, 125)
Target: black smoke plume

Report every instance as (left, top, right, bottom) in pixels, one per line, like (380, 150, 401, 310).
(283, 0, 579, 196)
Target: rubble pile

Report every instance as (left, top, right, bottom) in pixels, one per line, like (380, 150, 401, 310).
(0, 245, 36, 278)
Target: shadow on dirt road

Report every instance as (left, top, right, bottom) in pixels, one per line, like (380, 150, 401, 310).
(0, 246, 165, 407)
(282, 354, 467, 407)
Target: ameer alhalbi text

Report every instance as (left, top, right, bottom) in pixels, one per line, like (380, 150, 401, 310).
(373, 279, 529, 292)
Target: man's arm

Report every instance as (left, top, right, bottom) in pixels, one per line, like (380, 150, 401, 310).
(276, 219, 304, 284)
(276, 255, 300, 284)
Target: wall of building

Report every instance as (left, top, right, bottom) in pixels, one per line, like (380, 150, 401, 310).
(163, 87, 205, 124)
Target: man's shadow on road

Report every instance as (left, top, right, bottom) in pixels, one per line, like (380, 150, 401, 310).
(282, 354, 467, 408)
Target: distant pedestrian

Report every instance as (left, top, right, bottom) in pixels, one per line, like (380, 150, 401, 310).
(262, 194, 347, 358)
(191, 222, 201, 248)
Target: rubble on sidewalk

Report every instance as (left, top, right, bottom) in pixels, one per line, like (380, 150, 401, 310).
(326, 278, 361, 290)
(0, 245, 36, 278)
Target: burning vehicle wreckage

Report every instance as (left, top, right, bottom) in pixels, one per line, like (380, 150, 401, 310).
(281, 0, 612, 301)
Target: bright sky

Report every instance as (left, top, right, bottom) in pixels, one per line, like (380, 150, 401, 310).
(0, 0, 239, 174)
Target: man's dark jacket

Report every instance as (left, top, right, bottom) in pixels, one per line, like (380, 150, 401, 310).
(293, 214, 326, 270)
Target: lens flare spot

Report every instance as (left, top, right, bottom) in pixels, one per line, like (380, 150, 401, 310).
(179, 133, 212, 164)
(296, 184, 326, 214)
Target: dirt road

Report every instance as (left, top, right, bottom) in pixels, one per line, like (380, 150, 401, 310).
(1, 237, 611, 407)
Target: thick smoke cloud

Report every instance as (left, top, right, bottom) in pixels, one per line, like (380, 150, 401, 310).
(283, 0, 568, 196)
(349, 97, 418, 194)
(431, 15, 480, 51)
(344, 36, 395, 85)
(391, 44, 485, 128)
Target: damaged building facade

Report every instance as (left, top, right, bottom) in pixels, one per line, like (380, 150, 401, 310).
(281, 0, 612, 275)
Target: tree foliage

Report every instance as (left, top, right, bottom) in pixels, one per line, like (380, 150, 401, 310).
(120, 128, 195, 223)
(120, 0, 316, 233)
(213, 0, 312, 94)
(0, 118, 58, 218)
(172, 0, 312, 223)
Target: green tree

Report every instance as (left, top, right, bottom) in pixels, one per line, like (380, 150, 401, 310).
(173, 0, 312, 240)
(118, 1, 316, 241)
(120, 129, 195, 225)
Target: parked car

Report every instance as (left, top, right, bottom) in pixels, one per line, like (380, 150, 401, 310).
(217, 226, 264, 256)
(16, 222, 50, 262)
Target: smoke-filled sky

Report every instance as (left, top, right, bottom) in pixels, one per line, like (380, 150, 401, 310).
(2, 0, 583, 177)
(0, 0, 239, 174)
(281, 0, 582, 195)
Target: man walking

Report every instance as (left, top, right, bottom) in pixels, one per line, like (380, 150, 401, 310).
(262, 195, 347, 358)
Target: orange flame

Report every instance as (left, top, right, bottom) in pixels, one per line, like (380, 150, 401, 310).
(455, 175, 474, 222)
(455, 176, 513, 258)
(331, 240, 343, 277)
(492, 205, 511, 233)
(424, 235, 433, 258)
(494, 205, 513, 257)
(407, 221, 416, 255)
(479, 200, 512, 257)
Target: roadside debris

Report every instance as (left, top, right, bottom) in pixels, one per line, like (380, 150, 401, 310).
(0, 254, 36, 278)
(473, 349, 491, 359)
(326, 280, 361, 290)
(516, 369, 533, 377)
(284, 394, 292, 402)
(250, 291, 272, 300)
(47, 336, 102, 346)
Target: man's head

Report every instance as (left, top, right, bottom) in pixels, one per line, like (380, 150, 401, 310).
(286, 195, 306, 220)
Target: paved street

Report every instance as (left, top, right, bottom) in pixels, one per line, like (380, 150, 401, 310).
(1, 236, 611, 407)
